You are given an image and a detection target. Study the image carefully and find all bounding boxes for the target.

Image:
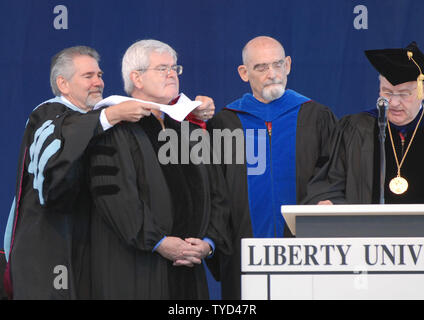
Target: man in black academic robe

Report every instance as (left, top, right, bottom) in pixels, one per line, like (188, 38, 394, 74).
(303, 41, 424, 205)
(4, 46, 164, 299)
(207, 36, 337, 299)
(88, 39, 231, 299)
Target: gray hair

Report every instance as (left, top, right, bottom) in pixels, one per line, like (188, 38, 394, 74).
(50, 46, 100, 96)
(122, 39, 177, 95)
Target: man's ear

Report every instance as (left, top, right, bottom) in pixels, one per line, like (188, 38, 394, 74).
(130, 70, 143, 90)
(56, 76, 69, 95)
(285, 56, 292, 76)
(237, 65, 249, 83)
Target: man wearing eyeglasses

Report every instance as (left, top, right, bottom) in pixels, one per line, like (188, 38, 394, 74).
(304, 41, 424, 205)
(208, 36, 337, 299)
(88, 39, 231, 299)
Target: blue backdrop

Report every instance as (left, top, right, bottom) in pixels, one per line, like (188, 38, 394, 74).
(1, 0, 423, 298)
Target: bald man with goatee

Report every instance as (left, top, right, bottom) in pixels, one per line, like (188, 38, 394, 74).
(208, 36, 337, 299)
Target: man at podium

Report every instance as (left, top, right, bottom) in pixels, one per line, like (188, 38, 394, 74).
(304, 42, 424, 205)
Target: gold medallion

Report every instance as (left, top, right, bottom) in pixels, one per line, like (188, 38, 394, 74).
(386, 109, 424, 196)
(389, 176, 408, 195)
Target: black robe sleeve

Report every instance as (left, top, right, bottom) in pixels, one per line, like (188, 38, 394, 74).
(89, 124, 171, 251)
(24, 103, 103, 207)
(203, 162, 233, 280)
(302, 113, 376, 204)
(204, 163, 232, 254)
(296, 101, 339, 203)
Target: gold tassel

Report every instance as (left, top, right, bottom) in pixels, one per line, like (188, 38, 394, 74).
(407, 51, 424, 100)
(418, 74, 424, 101)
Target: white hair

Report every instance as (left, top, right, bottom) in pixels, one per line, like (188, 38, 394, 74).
(122, 39, 177, 95)
(50, 46, 100, 96)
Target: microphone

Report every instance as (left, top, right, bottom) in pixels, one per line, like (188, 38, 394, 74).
(376, 96, 388, 204)
(377, 97, 389, 130)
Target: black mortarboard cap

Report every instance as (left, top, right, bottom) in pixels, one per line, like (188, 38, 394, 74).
(365, 42, 424, 99)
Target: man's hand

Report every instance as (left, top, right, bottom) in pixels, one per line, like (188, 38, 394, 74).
(191, 96, 215, 121)
(104, 100, 161, 125)
(317, 200, 334, 205)
(173, 238, 212, 267)
(155, 236, 194, 264)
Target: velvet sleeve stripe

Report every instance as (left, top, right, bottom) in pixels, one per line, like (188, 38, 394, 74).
(89, 145, 117, 157)
(90, 165, 119, 177)
(28, 120, 62, 205)
(91, 185, 120, 197)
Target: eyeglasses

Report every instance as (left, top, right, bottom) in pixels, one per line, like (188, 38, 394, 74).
(381, 90, 414, 100)
(138, 65, 183, 76)
(253, 59, 285, 73)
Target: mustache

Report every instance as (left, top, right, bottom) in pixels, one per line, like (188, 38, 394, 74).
(89, 87, 104, 94)
(264, 80, 283, 87)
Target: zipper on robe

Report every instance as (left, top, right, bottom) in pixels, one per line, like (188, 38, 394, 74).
(265, 121, 278, 237)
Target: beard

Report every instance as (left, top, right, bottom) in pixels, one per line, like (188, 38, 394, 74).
(262, 81, 285, 102)
(86, 88, 104, 109)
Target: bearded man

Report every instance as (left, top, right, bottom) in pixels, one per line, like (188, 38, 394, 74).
(208, 36, 337, 299)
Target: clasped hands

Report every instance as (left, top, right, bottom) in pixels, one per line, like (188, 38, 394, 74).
(156, 236, 212, 268)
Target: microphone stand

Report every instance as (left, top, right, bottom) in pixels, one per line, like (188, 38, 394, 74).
(377, 97, 389, 204)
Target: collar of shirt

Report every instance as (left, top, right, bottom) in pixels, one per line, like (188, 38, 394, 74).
(59, 96, 87, 114)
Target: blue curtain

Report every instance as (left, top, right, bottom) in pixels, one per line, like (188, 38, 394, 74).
(1, 0, 423, 298)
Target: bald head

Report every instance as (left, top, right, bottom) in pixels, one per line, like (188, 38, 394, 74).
(238, 36, 291, 103)
(242, 36, 286, 65)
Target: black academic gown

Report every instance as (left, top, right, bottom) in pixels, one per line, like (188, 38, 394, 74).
(207, 101, 337, 300)
(89, 114, 231, 300)
(0, 251, 6, 299)
(7, 102, 103, 299)
(303, 111, 424, 204)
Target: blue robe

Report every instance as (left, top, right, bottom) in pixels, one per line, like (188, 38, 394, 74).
(225, 90, 309, 237)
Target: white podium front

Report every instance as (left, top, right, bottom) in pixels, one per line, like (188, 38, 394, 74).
(241, 237, 424, 300)
(281, 204, 424, 237)
(241, 204, 424, 299)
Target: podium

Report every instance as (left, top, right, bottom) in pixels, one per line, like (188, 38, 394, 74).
(241, 204, 424, 300)
(282, 204, 424, 237)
